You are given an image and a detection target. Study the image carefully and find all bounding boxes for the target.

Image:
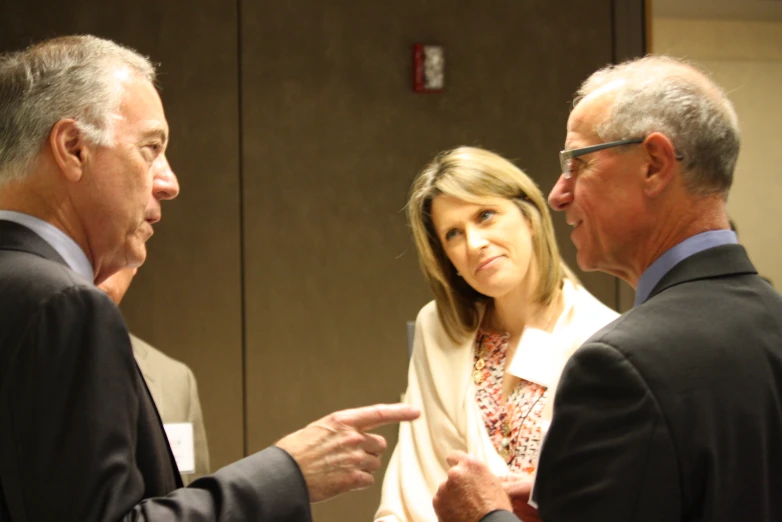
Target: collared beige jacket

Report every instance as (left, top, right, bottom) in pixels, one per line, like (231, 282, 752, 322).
(131, 334, 211, 485)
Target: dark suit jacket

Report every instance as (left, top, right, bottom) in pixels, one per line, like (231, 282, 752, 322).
(0, 221, 311, 521)
(484, 244, 782, 522)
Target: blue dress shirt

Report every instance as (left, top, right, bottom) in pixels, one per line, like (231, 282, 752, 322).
(634, 230, 738, 306)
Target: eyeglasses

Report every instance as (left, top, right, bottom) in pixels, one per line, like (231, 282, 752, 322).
(559, 137, 644, 179)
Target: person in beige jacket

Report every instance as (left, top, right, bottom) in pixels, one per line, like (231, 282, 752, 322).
(99, 267, 210, 485)
(375, 147, 618, 521)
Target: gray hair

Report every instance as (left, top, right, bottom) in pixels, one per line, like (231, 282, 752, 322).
(575, 55, 740, 197)
(0, 35, 156, 184)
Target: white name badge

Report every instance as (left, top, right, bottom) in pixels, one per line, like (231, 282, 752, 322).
(163, 422, 195, 474)
(506, 327, 556, 388)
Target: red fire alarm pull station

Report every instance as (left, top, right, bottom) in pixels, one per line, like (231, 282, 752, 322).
(413, 44, 445, 93)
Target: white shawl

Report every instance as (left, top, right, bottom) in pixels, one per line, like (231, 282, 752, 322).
(375, 280, 618, 521)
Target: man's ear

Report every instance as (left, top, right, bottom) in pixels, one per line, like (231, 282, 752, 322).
(642, 132, 678, 197)
(49, 119, 89, 182)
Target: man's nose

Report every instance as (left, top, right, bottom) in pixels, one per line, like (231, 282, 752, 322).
(153, 154, 180, 200)
(548, 174, 573, 211)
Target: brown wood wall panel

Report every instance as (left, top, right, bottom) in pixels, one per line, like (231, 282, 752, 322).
(239, 2, 617, 520)
(0, 0, 245, 471)
(1, 1, 645, 518)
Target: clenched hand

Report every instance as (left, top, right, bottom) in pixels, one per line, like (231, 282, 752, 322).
(433, 451, 513, 522)
(502, 476, 541, 522)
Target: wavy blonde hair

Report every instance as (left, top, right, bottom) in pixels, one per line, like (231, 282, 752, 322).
(408, 146, 574, 343)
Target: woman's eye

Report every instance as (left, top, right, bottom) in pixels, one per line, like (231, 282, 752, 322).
(479, 210, 495, 221)
(444, 229, 459, 241)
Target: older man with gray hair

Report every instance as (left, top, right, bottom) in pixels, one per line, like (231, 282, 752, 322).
(433, 55, 782, 522)
(0, 35, 418, 521)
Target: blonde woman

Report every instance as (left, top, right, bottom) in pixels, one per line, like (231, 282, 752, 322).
(375, 147, 618, 521)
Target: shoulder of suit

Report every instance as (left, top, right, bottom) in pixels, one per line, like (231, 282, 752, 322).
(130, 334, 193, 377)
(575, 295, 670, 361)
(2, 250, 99, 304)
(0, 253, 123, 350)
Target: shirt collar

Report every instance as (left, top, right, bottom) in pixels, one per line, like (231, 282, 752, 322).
(0, 210, 94, 281)
(634, 230, 738, 306)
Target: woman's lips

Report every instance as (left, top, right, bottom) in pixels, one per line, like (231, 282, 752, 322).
(477, 256, 502, 272)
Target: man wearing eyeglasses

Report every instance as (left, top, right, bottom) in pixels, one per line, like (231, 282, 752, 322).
(432, 55, 782, 522)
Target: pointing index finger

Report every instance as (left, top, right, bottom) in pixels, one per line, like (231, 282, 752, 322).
(335, 403, 420, 431)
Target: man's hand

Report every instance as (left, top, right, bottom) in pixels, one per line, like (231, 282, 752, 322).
(275, 403, 419, 503)
(502, 478, 541, 522)
(433, 451, 512, 522)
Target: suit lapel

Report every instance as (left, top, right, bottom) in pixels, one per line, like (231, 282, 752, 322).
(0, 220, 68, 266)
(649, 244, 757, 301)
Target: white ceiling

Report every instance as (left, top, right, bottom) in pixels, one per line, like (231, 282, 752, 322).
(653, 0, 782, 21)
